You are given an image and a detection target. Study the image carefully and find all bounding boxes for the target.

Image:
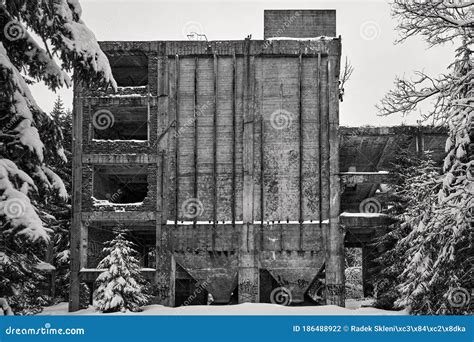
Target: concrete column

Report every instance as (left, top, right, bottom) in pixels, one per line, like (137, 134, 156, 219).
(154, 240, 176, 306)
(155, 154, 175, 306)
(325, 50, 345, 306)
(155, 53, 175, 306)
(238, 39, 259, 303)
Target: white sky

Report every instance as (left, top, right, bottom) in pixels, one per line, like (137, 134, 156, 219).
(30, 0, 455, 126)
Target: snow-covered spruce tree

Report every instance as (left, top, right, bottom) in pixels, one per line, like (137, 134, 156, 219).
(344, 248, 363, 299)
(94, 230, 150, 313)
(0, 237, 49, 315)
(373, 149, 441, 310)
(49, 96, 73, 302)
(0, 0, 115, 313)
(377, 0, 473, 314)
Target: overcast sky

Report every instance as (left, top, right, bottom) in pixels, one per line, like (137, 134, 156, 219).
(30, 0, 455, 126)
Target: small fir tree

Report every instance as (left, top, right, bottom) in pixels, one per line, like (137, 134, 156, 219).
(94, 230, 149, 313)
(50, 96, 65, 122)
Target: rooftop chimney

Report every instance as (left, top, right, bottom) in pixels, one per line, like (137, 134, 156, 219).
(264, 10, 336, 39)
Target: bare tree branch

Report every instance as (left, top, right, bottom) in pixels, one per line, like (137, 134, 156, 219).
(339, 57, 354, 102)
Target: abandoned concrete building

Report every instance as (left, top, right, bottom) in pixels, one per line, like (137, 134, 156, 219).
(69, 10, 447, 311)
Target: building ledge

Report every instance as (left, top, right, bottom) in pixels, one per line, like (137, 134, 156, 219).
(340, 212, 395, 227)
(81, 211, 156, 222)
(339, 172, 391, 184)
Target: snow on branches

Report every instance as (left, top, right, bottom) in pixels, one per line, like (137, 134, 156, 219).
(377, 0, 473, 314)
(0, 159, 49, 241)
(0, 0, 116, 242)
(2, 0, 116, 90)
(391, 0, 474, 46)
(94, 230, 150, 313)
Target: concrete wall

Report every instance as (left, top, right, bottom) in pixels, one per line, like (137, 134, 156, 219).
(264, 10, 337, 39)
(166, 53, 332, 223)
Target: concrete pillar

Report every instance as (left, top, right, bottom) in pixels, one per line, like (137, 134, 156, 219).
(154, 243, 176, 306)
(238, 39, 259, 303)
(325, 51, 345, 306)
(154, 53, 176, 306)
(154, 155, 176, 306)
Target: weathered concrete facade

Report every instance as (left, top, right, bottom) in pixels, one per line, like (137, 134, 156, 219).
(69, 10, 448, 311)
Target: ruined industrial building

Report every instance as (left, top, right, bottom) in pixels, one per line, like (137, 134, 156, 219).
(69, 10, 447, 311)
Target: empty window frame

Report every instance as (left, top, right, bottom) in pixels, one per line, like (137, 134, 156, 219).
(91, 104, 148, 141)
(92, 165, 148, 204)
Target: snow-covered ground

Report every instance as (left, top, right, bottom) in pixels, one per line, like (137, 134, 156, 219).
(38, 299, 407, 316)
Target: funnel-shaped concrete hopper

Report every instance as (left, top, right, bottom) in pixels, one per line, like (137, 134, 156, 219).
(174, 252, 238, 303)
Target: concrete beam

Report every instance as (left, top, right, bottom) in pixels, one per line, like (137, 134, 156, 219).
(98, 39, 342, 58)
(339, 172, 391, 184)
(341, 213, 396, 246)
(83, 154, 156, 164)
(340, 212, 394, 227)
(81, 211, 156, 222)
(340, 125, 447, 136)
